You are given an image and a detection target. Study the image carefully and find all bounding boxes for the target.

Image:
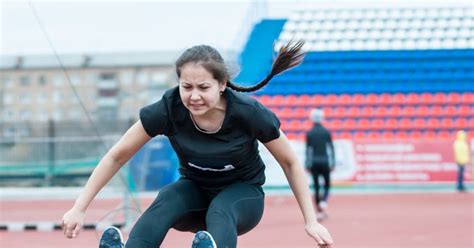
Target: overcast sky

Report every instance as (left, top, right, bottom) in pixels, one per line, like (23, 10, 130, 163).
(1, 0, 298, 56)
(2, 0, 469, 56)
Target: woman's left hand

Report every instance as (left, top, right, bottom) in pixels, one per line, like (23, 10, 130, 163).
(305, 222, 333, 247)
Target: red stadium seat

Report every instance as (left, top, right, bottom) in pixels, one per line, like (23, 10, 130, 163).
(430, 106, 444, 117)
(354, 131, 367, 139)
(351, 94, 365, 105)
(339, 94, 352, 105)
(461, 92, 474, 104)
(286, 132, 297, 140)
(367, 131, 380, 139)
(359, 106, 374, 118)
(420, 93, 434, 105)
(328, 119, 343, 130)
(415, 106, 430, 117)
(392, 93, 405, 105)
(411, 131, 423, 138)
(426, 118, 440, 130)
(342, 119, 356, 131)
(365, 94, 378, 105)
(257, 95, 272, 106)
(371, 119, 385, 130)
(398, 118, 412, 130)
(285, 95, 299, 106)
(454, 118, 469, 129)
(295, 107, 308, 118)
(425, 131, 437, 139)
(459, 105, 472, 117)
(288, 120, 301, 132)
(446, 92, 462, 104)
(396, 131, 410, 139)
(382, 131, 395, 139)
(326, 94, 339, 105)
(310, 95, 325, 105)
(433, 93, 447, 104)
(406, 93, 420, 105)
(330, 107, 346, 118)
(378, 93, 392, 105)
(272, 95, 286, 106)
(413, 118, 426, 130)
(401, 106, 416, 117)
(280, 120, 289, 130)
(438, 131, 451, 139)
(345, 106, 361, 118)
(384, 118, 398, 130)
(373, 106, 389, 118)
(387, 106, 402, 117)
(357, 119, 371, 130)
(279, 107, 293, 119)
(302, 120, 312, 131)
(297, 94, 311, 106)
(441, 118, 454, 129)
(338, 132, 352, 139)
(445, 106, 457, 116)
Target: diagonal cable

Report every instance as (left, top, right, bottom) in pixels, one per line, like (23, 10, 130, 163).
(27, 0, 143, 228)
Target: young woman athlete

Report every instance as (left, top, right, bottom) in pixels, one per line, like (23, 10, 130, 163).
(62, 40, 333, 248)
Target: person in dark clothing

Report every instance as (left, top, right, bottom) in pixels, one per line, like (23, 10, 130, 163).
(305, 109, 335, 221)
(61, 40, 333, 248)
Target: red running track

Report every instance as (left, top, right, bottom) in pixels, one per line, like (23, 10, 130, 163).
(1, 193, 473, 248)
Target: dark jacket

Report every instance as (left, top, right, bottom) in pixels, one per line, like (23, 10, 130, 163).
(305, 123, 335, 169)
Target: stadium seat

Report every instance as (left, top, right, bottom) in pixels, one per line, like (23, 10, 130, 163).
(454, 118, 469, 129)
(392, 93, 405, 104)
(459, 105, 472, 117)
(339, 94, 352, 105)
(461, 92, 474, 104)
(406, 93, 420, 105)
(378, 93, 392, 105)
(420, 92, 434, 104)
(398, 118, 412, 130)
(272, 95, 286, 106)
(433, 93, 447, 104)
(310, 95, 325, 105)
(382, 131, 395, 139)
(446, 92, 462, 104)
(352, 94, 365, 105)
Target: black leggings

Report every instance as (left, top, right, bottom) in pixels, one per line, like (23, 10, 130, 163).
(310, 164, 330, 207)
(125, 179, 265, 248)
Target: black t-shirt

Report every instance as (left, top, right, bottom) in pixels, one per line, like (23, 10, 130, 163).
(139, 86, 281, 191)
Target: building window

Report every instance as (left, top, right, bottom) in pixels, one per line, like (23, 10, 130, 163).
(38, 75, 48, 86)
(70, 74, 82, 85)
(53, 91, 64, 103)
(1, 75, 14, 88)
(120, 71, 134, 85)
(3, 109, 16, 121)
(137, 71, 149, 85)
(20, 75, 30, 86)
(37, 92, 48, 104)
(53, 110, 63, 120)
(37, 111, 49, 121)
(4, 93, 14, 104)
(20, 93, 31, 104)
(19, 110, 32, 120)
(53, 74, 64, 86)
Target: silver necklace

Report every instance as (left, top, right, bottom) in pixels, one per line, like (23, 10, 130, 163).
(189, 113, 222, 134)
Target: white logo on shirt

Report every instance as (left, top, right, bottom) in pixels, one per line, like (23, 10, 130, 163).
(187, 162, 235, 172)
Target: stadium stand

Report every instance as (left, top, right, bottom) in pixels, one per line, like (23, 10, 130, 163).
(236, 5, 473, 140)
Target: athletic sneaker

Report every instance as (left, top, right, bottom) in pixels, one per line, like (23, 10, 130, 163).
(99, 226, 124, 248)
(319, 201, 328, 210)
(191, 231, 217, 248)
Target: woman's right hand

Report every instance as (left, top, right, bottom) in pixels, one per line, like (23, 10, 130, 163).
(61, 207, 85, 239)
